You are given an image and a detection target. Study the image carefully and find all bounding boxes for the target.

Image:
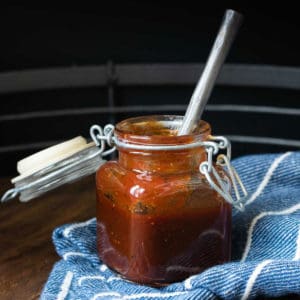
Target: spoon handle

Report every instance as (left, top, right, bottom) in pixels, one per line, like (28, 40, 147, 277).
(178, 10, 243, 135)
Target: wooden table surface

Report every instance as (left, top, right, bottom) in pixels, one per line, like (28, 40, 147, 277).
(0, 176, 299, 300)
(0, 176, 95, 300)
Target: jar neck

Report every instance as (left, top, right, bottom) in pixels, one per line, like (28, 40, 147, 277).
(115, 116, 211, 175)
(118, 147, 207, 175)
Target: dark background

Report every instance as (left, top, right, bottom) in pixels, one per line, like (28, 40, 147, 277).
(1, 2, 300, 68)
(0, 2, 300, 176)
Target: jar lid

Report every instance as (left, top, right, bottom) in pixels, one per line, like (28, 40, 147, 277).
(1, 137, 105, 202)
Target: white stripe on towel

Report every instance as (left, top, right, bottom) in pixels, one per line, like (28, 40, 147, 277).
(123, 292, 189, 299)
(184, 274, 198, 290)
(241, 260, 273, 300)
(246, 152, 291, 205)
(241, 202, 300, 262)
(99, 264, 108, 272)
(91, 291, 189, 300)
(107, 276, 123, 283)
(63, 218, 96, 237)
(91, 292, 121, 299)
(63, 252, 88, 260)
(56, 271, 73, 300)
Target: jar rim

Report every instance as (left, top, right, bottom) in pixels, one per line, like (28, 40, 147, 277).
(115, 115, 211, 146)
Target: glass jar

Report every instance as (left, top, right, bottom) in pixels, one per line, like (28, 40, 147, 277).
(96, 115, 231, 286)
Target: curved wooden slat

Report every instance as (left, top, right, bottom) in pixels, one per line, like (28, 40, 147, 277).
(1, 105, 300, 122)
(0, 64, 300, 94)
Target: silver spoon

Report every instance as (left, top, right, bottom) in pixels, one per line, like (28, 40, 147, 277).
(178, 9, 243, 135)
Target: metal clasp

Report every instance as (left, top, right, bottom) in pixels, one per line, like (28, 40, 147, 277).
(90, 124, 116, 156)
(199, 136, 247, 211)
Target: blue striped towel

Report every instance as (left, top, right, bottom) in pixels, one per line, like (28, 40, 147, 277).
(41, 152, 300, 300)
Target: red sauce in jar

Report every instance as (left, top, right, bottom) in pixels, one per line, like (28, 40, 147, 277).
(96, 115, 231, 286)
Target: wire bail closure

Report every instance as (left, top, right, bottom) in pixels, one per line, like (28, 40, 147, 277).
(91, 124, 247, 211)
(90, 124, 116, 156)
(199, 136, 247, 211)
